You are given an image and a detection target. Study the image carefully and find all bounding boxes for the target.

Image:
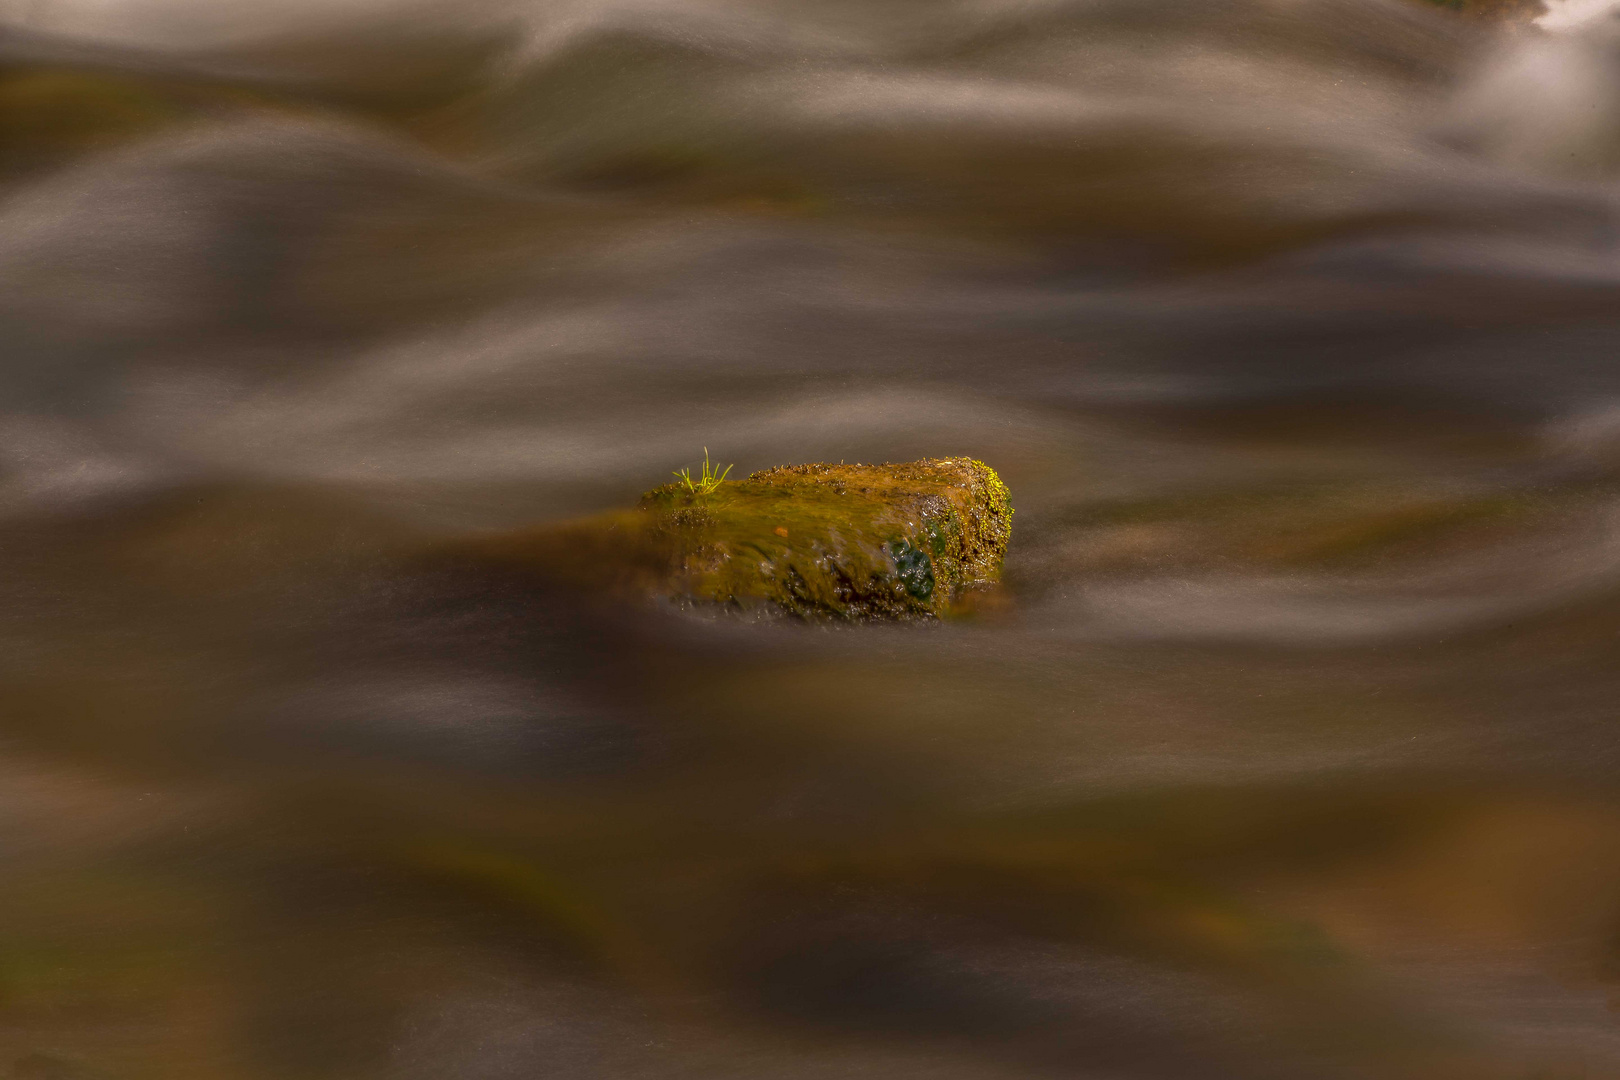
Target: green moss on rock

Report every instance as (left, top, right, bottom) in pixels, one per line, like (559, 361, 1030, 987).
(459, 457, 1013, 621)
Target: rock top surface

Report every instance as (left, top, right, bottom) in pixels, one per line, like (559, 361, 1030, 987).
(459, 457, 1013, 621)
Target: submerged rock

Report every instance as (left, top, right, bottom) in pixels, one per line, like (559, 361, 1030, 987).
(456, 458, 1013, 621)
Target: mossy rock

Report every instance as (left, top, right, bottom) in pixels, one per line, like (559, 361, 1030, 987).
(456, 458, 1013, 621)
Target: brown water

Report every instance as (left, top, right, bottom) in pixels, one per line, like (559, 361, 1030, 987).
(3, 1, 1620, 1076)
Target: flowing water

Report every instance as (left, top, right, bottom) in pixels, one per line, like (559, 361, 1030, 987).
(3, 0, 1620, 1076)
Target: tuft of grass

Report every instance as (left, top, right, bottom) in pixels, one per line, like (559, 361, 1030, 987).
(672, 447, 732, 499)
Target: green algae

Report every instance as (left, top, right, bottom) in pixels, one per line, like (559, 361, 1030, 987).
(461, 457, 1013, 621)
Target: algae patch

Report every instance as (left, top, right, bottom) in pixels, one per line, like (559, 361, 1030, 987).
(457, 457, 1013, 621)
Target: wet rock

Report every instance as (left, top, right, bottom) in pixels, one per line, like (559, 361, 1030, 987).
(455, 458, 1013, 621)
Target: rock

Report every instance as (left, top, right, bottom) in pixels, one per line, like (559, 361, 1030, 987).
(453, 457, 1013, 621)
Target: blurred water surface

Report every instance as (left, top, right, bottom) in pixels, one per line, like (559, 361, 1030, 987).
(3, 0, 1620, 1076)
